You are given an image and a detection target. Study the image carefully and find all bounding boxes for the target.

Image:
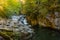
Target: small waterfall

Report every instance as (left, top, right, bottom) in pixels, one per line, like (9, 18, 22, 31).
(11, 15, 34, 32)
(12, 15, 34, 40)
(0, 15, 34, 40)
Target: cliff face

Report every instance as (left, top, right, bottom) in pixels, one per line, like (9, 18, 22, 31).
(39, 12, 60, 29)
(54, 12, 60, 29)
(26, 12, 60, 29)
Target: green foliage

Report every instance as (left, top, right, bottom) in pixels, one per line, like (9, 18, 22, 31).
(22, 0, 49, 18)
(0, 29, 13, 40)
(0, 0, 21, 18)
(21, 0, 60, 27)
(40, 0, 48, 3)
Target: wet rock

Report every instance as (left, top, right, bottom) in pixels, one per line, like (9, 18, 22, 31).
(0, 36, 4, 40)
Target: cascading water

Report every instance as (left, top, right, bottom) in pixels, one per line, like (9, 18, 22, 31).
(12, 15, 34, 40)
(12, 15, 34, 32)
(0, 15, 34, 40)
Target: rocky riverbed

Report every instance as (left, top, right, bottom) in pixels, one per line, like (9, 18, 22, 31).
(0, 15, 34, 40)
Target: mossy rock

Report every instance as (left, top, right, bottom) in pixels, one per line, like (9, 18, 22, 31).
(0, 32, 13, 40)
(0, 29, 13, 40)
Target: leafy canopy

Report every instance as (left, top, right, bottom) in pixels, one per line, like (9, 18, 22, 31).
(0, 0, 21, 18)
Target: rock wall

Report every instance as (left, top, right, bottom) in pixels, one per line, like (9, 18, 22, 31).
(54, 12, 60, 29)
